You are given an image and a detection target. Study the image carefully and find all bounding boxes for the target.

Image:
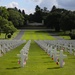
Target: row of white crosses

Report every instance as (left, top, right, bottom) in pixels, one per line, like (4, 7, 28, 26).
(0, 40, 26, 57)
(17, 40, 31, 67)
(44, 40, 75, 55)
(35, 40, 67, 68)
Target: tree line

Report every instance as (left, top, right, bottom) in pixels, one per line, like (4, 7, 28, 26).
(0, 6, 27, 38)
(29, 5, 75, 32)
(0, 5, 75, 38)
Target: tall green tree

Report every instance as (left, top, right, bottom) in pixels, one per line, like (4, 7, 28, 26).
(60, 11, 75, 32)
(3, 21, 17, 38)
(8, 8, 24, 27)
(35, 5, 41, 12)
(0, 6, 9, 19)
(0, 16, 17, 38)
(51, 5, 56, 12)
(46, 12, 62, 31)
(33, 5, 43, 22)
(34, 10, 43, 22)
(0, 16, 8, 33)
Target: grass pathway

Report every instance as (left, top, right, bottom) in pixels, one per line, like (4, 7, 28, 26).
(0, 41, 57, 75)
(0, 29, 74, 75)
(22, 41, 59, 75)
(25, 41, 75, 75)
(22, 30, 56, 40)
(0, 43, 26, 75)
(0, 41, 75, 75)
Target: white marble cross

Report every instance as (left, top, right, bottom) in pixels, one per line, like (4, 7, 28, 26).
(46, 44, 50, 52)
(53, 47, 59, 62)
(63, 43, 68, 52)
(47, 46, 52, 55)
(1, 44, 6, 54)
(17, 50, 27, 67)
(57, 50, 67, 68)
(50, 50, 54, 58)
(69, 44, 73, 54)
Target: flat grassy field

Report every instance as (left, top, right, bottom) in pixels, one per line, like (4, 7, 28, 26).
(0, 30, 19, 40)
(0, 41, 75, 75)
(60, 36, 71, 40)
(21, 30, 56, 40)
(0, 30, 75, 75)
(10, 30, 20, 40)
(58, 31, 71, 40)
(0, 33, 5, 39)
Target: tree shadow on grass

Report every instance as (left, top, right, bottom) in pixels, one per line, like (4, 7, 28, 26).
(35, 31, 48, 33)
(47, 67, 60, 69)
(6, 66, 21, 70)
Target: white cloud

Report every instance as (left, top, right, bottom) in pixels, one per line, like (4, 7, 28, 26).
(3, 0, 75, 14)
(25, 0, 42, 2)
(24, 0, 42, 4)
(32, 0, 43, 3)
(57, 0, 75, 10)
(7, 2, 19, 8)
(39, 0, 75, 11)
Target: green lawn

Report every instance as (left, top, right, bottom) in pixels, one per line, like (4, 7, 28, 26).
(58, 31, 71, 40)
(21, 30, 56, 40)
(0, 41, 75, 75)
(60, 36, 71, 40)
(0, 30, 75, 75)
(10, 30, 20, 40)
(0, 30, 19, 40)
(0, 33, 5, 39)
(0, 43, 26, 75)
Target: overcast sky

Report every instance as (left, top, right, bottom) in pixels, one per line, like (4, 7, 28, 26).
(0, 0, 75, 14)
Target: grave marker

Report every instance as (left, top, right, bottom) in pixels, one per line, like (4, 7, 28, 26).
(69, 44, 73, 54)
(53, 47, 59, 62)
(17, 50, 27, 67)
(57, 50, 67, 68)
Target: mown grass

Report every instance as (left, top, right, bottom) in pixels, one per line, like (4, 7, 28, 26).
(0, 33, 5, 39)
(60, 36, 71, 40)
(0, 43, 26, 75)
(9, 30, 20, 40)
(0, 41, 75, 75)
(0, 30, 75, 75)
(0, 30, 19, 40)
(58, 31, 71, 40)
(21, 30, 56, 40)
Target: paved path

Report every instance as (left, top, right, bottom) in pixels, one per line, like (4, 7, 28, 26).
(49, 33, 64, 40)
(52, 36, 64, 40)
(13, 30, 25, 40)
(13, 29, 64, 40)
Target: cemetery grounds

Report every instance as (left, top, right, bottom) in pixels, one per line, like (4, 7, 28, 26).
(0, 30, 75, 75)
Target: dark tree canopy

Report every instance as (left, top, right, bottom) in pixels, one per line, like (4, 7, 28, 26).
(0, 6, 9, 19)
(8, 8, 24, 27)
(0, 5, 75, 34)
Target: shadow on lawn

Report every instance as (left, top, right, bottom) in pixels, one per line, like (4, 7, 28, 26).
(6, 66, 21, 70)
(35, 31, 48, 33)
(47, 67, 60, 69)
